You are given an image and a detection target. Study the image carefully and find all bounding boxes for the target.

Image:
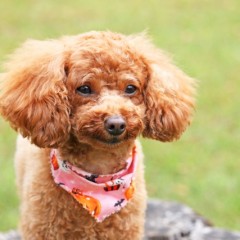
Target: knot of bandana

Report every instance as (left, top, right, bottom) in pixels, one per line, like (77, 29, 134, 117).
(50, 147, 137, 222)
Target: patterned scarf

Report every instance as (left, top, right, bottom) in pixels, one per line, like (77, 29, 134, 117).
(50, 147, 137, 222)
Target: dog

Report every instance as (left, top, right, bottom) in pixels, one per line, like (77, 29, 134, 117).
(0, 31, 195, 240)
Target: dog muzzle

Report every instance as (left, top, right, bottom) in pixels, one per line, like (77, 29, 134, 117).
(50, 147, 137, 222)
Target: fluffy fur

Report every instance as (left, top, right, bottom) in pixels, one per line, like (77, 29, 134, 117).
(0, 31, 195, 240)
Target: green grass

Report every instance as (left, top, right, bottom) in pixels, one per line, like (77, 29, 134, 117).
(0, 0, 239, 232)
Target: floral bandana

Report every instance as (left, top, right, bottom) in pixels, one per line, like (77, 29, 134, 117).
(50, 147, 137, 222)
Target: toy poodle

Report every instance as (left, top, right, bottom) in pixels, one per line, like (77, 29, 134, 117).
(0, 31, 195, 240)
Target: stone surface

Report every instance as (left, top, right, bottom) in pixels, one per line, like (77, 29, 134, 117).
(1, 199, 240, 240)
(144, 199, 240, 240)
(0, 231, 20, 240)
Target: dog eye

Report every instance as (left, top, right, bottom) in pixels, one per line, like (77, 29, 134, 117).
(76, 85, 92, 95)
(125, 85, 137, 95)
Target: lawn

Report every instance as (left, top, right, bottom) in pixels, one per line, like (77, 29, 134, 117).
(0, 0, 239, 232)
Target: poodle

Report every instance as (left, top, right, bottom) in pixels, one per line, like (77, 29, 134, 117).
(0, 31, 195, 240)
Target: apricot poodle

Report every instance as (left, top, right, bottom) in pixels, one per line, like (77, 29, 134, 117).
(0, 31, 195, 240)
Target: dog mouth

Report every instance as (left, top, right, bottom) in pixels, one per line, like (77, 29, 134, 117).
(76, 130, 137, 149)
(94, 136, 125, 146)
(74, 117, 143, 148)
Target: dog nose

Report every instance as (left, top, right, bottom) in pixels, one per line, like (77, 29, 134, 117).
(104, 116, 126, 136)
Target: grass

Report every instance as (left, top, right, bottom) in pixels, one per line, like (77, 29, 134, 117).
(0, 0, 239, 232)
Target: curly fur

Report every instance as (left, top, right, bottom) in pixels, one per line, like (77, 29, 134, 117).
(0, 31, 195, 240)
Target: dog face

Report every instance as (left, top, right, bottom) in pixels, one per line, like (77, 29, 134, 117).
(0, 32, 195, 149)
(66, 37, 148, 148)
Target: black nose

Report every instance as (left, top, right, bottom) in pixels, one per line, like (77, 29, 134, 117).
(104, 116, 126, 136)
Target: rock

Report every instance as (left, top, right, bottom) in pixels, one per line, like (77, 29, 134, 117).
(0, 231, 20, 240)
(144, 199, 240, 240)
(1, 199, 240, 240)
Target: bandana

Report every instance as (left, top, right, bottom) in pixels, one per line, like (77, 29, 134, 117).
(50, 147, 137, 222)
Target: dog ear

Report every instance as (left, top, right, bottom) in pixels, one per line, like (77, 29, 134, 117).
(143, 61, 196, 142)
(128, 34, 196, 142)
(0, 39, 70, 148)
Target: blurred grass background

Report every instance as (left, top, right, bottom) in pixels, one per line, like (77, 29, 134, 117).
(0, 0, 239, 232)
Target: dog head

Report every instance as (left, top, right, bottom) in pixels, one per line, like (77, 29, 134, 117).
(0, 32, 195, 149)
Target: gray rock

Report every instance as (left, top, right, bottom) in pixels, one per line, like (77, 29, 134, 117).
(0, 231, 20, 240)
(144, 199, 240, 240)
(1, 199, 240, 240)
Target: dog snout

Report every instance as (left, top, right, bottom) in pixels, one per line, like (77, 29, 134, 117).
(104, 116, 126, 136)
